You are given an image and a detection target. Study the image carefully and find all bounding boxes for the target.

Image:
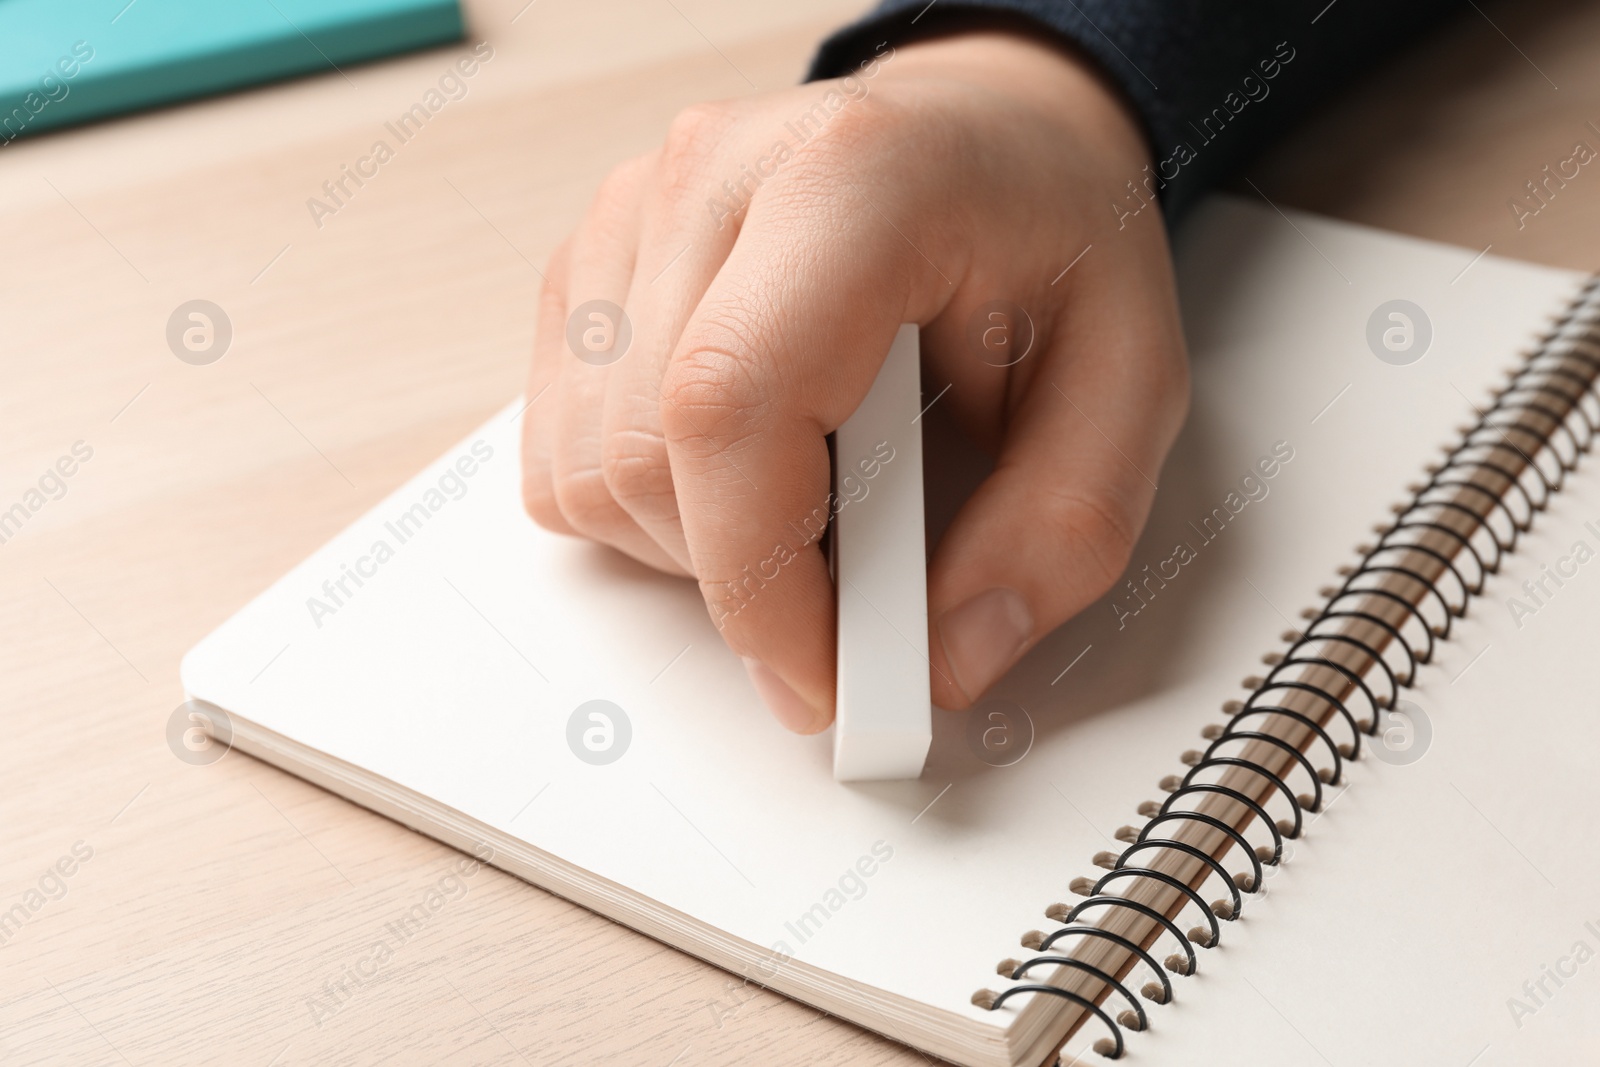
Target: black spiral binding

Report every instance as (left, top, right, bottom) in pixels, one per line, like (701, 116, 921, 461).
(972, 277, 1600, 1061)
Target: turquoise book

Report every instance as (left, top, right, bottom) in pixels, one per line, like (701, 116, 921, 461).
(0, 0, 464, 142)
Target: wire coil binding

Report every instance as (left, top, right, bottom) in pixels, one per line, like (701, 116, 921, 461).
(972, 276, 1600, 1061)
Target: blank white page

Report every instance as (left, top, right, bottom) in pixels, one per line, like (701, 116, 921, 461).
(182, 197, 1586, 1065)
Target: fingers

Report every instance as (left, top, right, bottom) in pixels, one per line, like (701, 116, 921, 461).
(532, 155, 687, 574)
(601, 106, 749, 573)
(924, 241, 1190, 709)
(549, 156, 654, 558)
(529, 108, 760, 576)
(660, 179, 945, 733)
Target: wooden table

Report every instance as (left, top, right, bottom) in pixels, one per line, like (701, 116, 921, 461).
(3, 1, 1597, 1063)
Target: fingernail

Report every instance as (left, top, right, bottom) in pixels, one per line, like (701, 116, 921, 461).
(743, 657, 823, 734)
(937, 587, 1032, 703)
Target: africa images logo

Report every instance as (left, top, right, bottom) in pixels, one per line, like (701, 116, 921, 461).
(304, 440, 495, 628)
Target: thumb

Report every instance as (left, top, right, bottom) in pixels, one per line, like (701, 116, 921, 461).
(925, 284, 1188, 709)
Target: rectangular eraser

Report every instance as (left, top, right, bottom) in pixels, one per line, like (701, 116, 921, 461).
(832, 324, 932, 782)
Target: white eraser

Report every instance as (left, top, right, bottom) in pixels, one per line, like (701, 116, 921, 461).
(832, 324, 931, 782)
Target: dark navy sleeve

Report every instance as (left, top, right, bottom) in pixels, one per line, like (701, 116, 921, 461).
(808, 1, 1464, 221)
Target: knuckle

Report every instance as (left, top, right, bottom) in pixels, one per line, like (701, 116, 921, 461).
(778, 119, 879, 196)
(1046, 488, 1139, 595)
(657, 102, 739, 195)
(787, 99, 914, 192)
(551, 465, 620, 533)
(792, 91, 894, 161)
(659, 336, 767, 456)
(593, 153, 650, 209)
(600, 429, 678, 519)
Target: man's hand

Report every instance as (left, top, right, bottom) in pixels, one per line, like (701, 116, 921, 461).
(521, 30, 1189, 733)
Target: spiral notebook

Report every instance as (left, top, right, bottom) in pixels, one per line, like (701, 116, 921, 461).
(181, 197, 1600, 1065)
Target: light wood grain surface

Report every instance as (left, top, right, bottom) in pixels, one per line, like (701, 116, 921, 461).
(3, 2, 1598, 1065)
